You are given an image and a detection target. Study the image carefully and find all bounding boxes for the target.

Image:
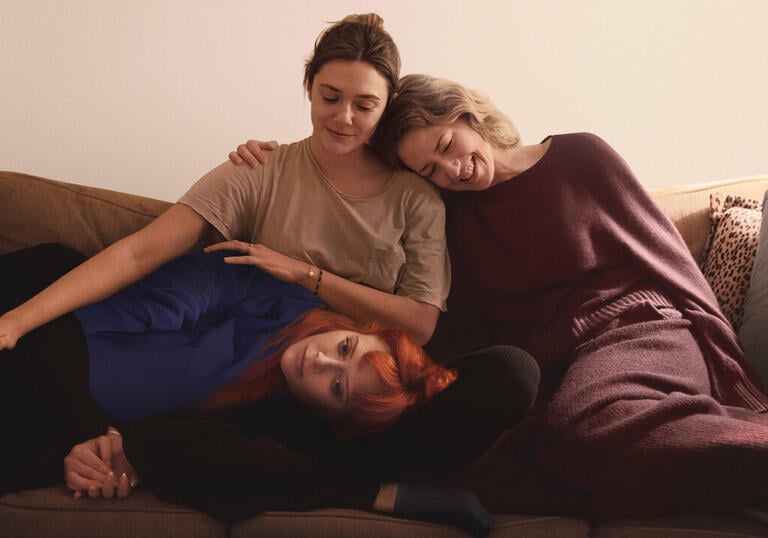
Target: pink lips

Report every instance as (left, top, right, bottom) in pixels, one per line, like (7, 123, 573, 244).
(327, 127, 354, 138)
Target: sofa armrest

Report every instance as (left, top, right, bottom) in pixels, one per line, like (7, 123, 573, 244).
(651, 174, 768, 264)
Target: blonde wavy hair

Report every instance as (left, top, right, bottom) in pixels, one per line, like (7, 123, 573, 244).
(371, 74, 521, 168)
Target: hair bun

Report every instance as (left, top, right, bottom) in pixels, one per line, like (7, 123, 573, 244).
(341, 13, 385, 29)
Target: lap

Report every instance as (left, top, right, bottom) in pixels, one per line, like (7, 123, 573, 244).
(559, 303, 710, 403)
(1, 306, 107, 494)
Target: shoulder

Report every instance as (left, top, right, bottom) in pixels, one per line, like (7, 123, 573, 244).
(552, 132, 614, 153)
(558, 132, 621, 156)
(550, 132, 629, 173)
(192, 141, 303, 190)
(277, 139, 308, 161)
(388, 169, 443, 205)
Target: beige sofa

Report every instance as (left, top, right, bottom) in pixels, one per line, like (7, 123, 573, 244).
(2, 170, 768, 538)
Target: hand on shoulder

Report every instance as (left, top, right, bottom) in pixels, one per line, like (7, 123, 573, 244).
(229, 140, 278, 167)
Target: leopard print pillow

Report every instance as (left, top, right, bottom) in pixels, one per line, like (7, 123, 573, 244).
(701, 193, 761, 265)
(701, 194, 762, 330)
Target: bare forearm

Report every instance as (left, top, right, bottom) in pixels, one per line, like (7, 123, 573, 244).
(312, 270, 439, 345)
(4, 238, 156, 337)
(1, 204, 208, 345)
(207, 241, 440, 345)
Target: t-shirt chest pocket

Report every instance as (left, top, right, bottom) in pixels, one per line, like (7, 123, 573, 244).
(366, 246, 407, 294)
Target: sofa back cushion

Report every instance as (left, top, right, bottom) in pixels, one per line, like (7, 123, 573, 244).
(0, 172, 171, 256)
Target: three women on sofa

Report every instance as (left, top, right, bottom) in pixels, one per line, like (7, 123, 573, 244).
(5, 4, 768, 529)
(230, 72, 768, 519)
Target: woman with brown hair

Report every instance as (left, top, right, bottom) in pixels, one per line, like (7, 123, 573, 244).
(0, 14, 449, 356)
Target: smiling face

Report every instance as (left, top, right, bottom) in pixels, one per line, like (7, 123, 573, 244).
(308, 60, 389, 159)
(396, 119, 497, 191)
(280, 329, 388, 420)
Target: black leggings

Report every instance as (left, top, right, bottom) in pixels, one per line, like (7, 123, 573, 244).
(1, 244, 108, 495)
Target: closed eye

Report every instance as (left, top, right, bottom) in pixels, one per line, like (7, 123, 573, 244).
(417, 163, 435, 179)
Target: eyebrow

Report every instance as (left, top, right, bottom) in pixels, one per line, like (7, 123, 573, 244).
(317, 83, 382, 101)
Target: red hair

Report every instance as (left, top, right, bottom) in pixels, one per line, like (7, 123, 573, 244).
(200, 308, 455, 438)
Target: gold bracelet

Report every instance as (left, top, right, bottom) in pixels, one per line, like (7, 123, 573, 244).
(313, 268, 323, 296)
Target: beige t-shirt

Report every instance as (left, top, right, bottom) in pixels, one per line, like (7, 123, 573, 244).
(178, 138, 449, 310)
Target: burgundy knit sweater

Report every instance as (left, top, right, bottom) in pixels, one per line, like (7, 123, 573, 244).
(430, 133, 768, 517)
(429, 132, 766, 408)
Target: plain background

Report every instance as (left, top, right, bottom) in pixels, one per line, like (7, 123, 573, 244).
(2, 0, 766, 202)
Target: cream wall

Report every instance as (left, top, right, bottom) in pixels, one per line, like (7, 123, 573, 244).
(2, 0, 766, 201)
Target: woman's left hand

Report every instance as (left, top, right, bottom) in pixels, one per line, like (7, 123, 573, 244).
(64, 428, 140, 500)
(204, 241, 311, 287)
(229, 139, 278, 167)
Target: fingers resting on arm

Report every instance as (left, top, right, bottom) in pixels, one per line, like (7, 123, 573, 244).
(203, 241, 311, 287)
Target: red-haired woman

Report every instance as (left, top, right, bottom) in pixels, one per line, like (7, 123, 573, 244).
(0, 243, 447, 486)
(2, 243, 538, 536)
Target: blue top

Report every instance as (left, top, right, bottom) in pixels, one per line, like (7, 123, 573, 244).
(74, 251, 323, 422)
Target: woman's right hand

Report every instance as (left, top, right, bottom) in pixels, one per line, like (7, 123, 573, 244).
(0, 313, 22, 350)
(228, 140, 278, 168)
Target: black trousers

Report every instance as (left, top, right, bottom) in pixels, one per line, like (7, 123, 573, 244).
(0, 244, 108, 495)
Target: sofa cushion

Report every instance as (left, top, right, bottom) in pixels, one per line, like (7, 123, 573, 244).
(700, 193, 762, 330)
(739, 190, 768, 390)
(0, 171, 170, 256)
(231, 510, 591, 538)
(0, 486, 226, 538)
(592, 512, 768, 537)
